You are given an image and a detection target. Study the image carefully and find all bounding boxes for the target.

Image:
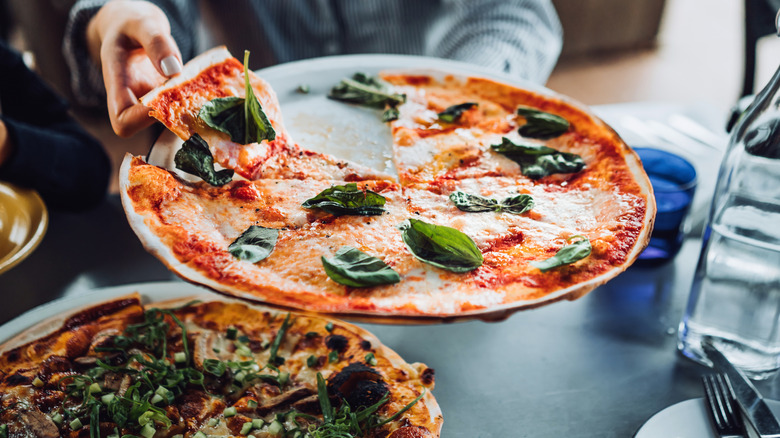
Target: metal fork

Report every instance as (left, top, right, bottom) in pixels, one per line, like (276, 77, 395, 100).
(702, 373, 747, 438)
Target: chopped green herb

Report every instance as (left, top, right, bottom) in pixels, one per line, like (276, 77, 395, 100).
(365, 353, 378, 366)
(247, 399, 258, 408)
(305, 331, 319, 338)
(307, 355, 318, 368)
(174, 351, 187, 363)
(241, 421, 253, 435)
(321, 246, 401, 288)
(226, 327, 238, 340)
(224, 406, 237, 417)
(268, 420, 285, 436)
(438, 102, 477, 123)
(268, 313, 292, 366)
(252, 418, 264, 428)
(70, 418, 83, 430)
(328, 351, 339, 363)
(302, 183, 386, 216)
(228, 225, 279, 263)
(174, 133, 234, 186)
(297, 84, 311, 94)
(325, 322, 334, 332)
(531, 235, 592, 272)
(399, 218, 483, 273)
(50, 412, 63, 424)
(140, 423, 156, 438)
(491, 137, 585, 179)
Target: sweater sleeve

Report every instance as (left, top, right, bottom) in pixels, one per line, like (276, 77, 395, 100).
(426, 0, 562, 84)
(62, 0, 198, 107)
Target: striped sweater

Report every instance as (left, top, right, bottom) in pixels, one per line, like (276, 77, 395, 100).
(64, 0, 562, 106)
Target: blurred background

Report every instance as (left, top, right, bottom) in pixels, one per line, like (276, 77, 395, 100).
(1, 0, 779, 187)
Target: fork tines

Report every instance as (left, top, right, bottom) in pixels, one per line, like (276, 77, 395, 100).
(702, 373, 746, 438)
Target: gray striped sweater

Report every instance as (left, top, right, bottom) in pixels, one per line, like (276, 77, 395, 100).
(64, 0, 562, 106)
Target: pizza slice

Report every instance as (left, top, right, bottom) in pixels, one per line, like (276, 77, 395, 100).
(141, 46, 391, 181)
(0, 295, 442, 437)
(383, 73, 623, 186)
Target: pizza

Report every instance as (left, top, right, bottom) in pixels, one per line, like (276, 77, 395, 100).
(121, 47, 655, 321)
(0, 294, 441, 438)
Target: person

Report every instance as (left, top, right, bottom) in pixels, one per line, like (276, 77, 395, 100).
(63, 0, 563, 138)
(0, 39, 110, 211)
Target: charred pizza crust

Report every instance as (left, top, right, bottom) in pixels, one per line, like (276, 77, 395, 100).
(0, 294, 441, 437)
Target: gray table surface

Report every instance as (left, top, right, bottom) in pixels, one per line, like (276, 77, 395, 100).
(1, 102, 776, 437)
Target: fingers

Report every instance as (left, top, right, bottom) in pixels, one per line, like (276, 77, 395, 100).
(92, 1, 182, 136)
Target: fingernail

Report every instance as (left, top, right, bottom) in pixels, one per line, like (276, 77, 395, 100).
(160, 55, 182, 76)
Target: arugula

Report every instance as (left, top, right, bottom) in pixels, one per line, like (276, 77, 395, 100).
(302, 183, 387, 216)
(399, 218, 483, 273)
(531, 235, 592, 272)
(516, 105, 570, 139)
(491, 137, 585, 179)
(174, 134, 234, 186)
(438, 102, 478, 123)
(322, 246, 401, 288)
(228, 225, 279, 263)
(198, 51, 276, 144)
(449, 191, 534, 215)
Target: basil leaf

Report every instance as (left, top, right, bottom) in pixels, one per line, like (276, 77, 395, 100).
(531, 235, 592, 272)
(449, 191, 534, 215)
(399, 218, 483, 273)
(174, 133, 234, 186)
(491, 137, 585, 179)
(449, 191, 499, 212)
(382, 107, 400, 122)
(197, 51, 275, 144)
(321, 246, 401, 287)
(500, 194, 534, 215)
(302, 183, 386, 216)
(329, 72, 406, 109)
(438, 102, 478, 123)
(516, 105, 570, 139)
(228, 225, 279, 263)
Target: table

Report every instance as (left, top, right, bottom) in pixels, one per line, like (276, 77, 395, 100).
(2, 102, 777, 437)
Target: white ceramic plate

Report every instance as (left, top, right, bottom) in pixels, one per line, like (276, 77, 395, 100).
(634, 398, 780, 437)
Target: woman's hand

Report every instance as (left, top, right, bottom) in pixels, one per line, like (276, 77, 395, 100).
(86, 0, 183, 137)
(0, 120, 10, 167)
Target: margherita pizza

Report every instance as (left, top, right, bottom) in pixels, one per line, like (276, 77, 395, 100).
(0, 294, 440, 437)
(120, 47, 655, 321)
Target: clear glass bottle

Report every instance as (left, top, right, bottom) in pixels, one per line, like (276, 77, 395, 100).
(677, 61, 780, 379)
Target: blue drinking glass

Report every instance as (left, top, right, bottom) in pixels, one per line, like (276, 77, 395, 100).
(634, 147, 697, 265)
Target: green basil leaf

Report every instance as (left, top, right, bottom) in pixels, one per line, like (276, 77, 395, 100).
(491, 137, 585, 179)
(197, 51, 275, 145)
(500, 194, 534, 215)
(438, 102, 478, 123)
(329, 72, 406, 109)
(228, 225, 279, 263)
(530, 235, 592, 272)
(382, 107, 400, 122)
(321, 246, 401, 287)
(449, 191, 499, 212)
(302, 183, 386, 216)
(516, 105, 570, 139)
(399, 218, 483, 273)
(449, 191, 534, 215)
(174, 133, 234, 186)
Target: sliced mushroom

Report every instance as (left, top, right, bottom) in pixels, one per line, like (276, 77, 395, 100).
(18, 408, 59, 438)
(255, 386, 315, 415)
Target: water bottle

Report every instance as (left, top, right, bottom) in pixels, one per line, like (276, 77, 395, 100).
(677, 22, 780, 379)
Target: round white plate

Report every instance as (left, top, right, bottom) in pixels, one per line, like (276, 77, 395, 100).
(634, 397, 780, 437)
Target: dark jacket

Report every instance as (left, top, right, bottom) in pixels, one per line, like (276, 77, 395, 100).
(0, 40, 110, 211)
